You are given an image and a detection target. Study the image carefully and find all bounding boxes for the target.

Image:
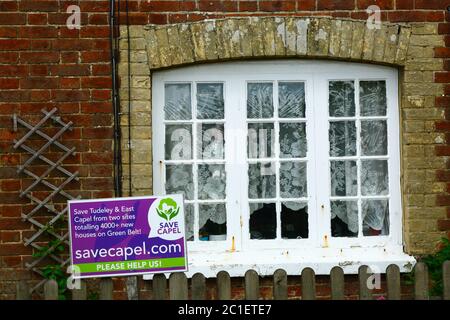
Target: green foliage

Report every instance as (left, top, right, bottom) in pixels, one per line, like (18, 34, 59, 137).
(422, 237, 450, 296)
(156, 197, 179, 221)
(32, 216, 69, 300)
(41, 264, 68, 300)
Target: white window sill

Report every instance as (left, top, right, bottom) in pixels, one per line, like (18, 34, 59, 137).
(143, 247, 416, 279)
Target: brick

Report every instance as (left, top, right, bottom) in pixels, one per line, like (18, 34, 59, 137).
(0, 39, 29, 50)
(388, 11, 445, 22)
(357, 0, 393, 10)
(19, 26, 58, 38)
(49, 64, 90, 76)
(81, 177, 114, 190)
(415, 0, 449, 9)
(435, 72, 450, 83)
(81, 51, 110, 63)
(81, 77, 111, 89)
(19, 0, 58, 12)
(51, 90, 90, 102)
(396, 0, 414, 9)
(92, 64, 111, 76)
(435, 47, 450, 58)
(82, 153, 113, 164)
(0, 244, 30, 256)
(27, 13, 48, 25)
(80, 26, 110, 38)
(88, 13, 109, 25)
(259, 1, 296, 12)
(0, 13, 26, 25)
(317, 0, 355, 10)
(30, 39, 51, 50)
(91, 89, 111, 101)
(436, 96, 450, 107)
(437, 219, 450, 231)
(439, 23, 450, 34)
(297, 0, 316, 10)
(20, 77, 58, 89)
(20, 52, 59, 64)
(60, 52, 79, 63)
(82, 127, 114, 139)
(240, 1, 258, 11)
(1, 180, 20, 191)
(60, 78, 80, 89)
(90, 165, 113, 177)
(0, 27, 17, 38)
(81, 102, 112, 113)
(0, 79, 19, 89)
(0, 1, 18, 11)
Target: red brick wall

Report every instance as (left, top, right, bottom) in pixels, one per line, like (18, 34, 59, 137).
(0, 0, 449, 299)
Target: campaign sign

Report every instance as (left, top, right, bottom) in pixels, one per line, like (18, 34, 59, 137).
(68, 194, 188, 279)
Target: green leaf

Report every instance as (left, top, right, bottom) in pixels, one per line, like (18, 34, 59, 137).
(156, 208, 168, 221)
(169, 207, 180, 220)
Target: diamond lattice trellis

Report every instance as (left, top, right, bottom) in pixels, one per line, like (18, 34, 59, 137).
(12, 108, 80, 294)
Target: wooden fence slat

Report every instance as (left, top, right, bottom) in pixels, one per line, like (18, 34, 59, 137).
(414, 262, 429, 300)
(152, 274, 167, 300)
(192, 273, 206, 300)
(217, 271, 231, 300)
(273, 269, 287, 300)
(99, 278, 113, 300)
(72, 280, 87, 300)
(301, 268, 316, 300)
(358, 265, 372, 300)
(126, 276, 140, 300)
(245, 270, 259, 300)
(16, 280, 31, 300)
(444, 261, 450, 300)
(330, 266, 345, 300)
(44, 279, 58, 300)
(169, 273, 188, 300)
(386, 264, 401, 300)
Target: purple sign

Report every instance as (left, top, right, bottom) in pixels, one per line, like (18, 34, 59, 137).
(68, 194, 188, 279)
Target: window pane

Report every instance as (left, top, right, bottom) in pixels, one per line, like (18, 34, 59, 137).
(197, 123, 224, 159)
(330, 161, 357, 196)
(249, 203, 276, 239)
(360, 81, 387, 116)
(165, 164, 194, 200)
(164, 83, 191, 120)
(329, 121, 356, 157)
(361, 160, 389, 196)
(165, 124, 192, 160)
(361, 120, 387, 156)
(280, 122, 307, 158)
(278, 82, 305, 118)
(248, 162, 276, 199)
(280, 161, 307, 198)
(248, 123, 274, 159)
(198, 164, 226, 200)
(197, 83, 224, 119)
(199, 203, 227, 241)
(281, 202, 308, 239)
(362, 200, 389, 236)
(329, 81, 355, 117)
(247, 83, 273, 119)
(331, 200, 358, 238)
(185, 204, 194, 241)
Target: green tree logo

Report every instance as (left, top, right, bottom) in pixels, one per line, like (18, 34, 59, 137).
(156, 197, 180, 221)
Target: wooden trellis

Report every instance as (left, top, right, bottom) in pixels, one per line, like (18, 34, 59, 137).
(12, 108, 80, 294)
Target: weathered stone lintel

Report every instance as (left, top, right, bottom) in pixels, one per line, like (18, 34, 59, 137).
(143, 17, 412, 70)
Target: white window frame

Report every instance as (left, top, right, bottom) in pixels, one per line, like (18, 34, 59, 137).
(149, 60, 415, 277)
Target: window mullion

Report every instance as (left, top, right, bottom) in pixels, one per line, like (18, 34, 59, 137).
(356, 80, 362, 239)
(192, 82, 199, 242)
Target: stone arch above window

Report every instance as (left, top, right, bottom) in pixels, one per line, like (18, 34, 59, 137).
(143, 17, 411, 69)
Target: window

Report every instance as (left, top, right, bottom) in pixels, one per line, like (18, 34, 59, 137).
(152, 60, 408, 275)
